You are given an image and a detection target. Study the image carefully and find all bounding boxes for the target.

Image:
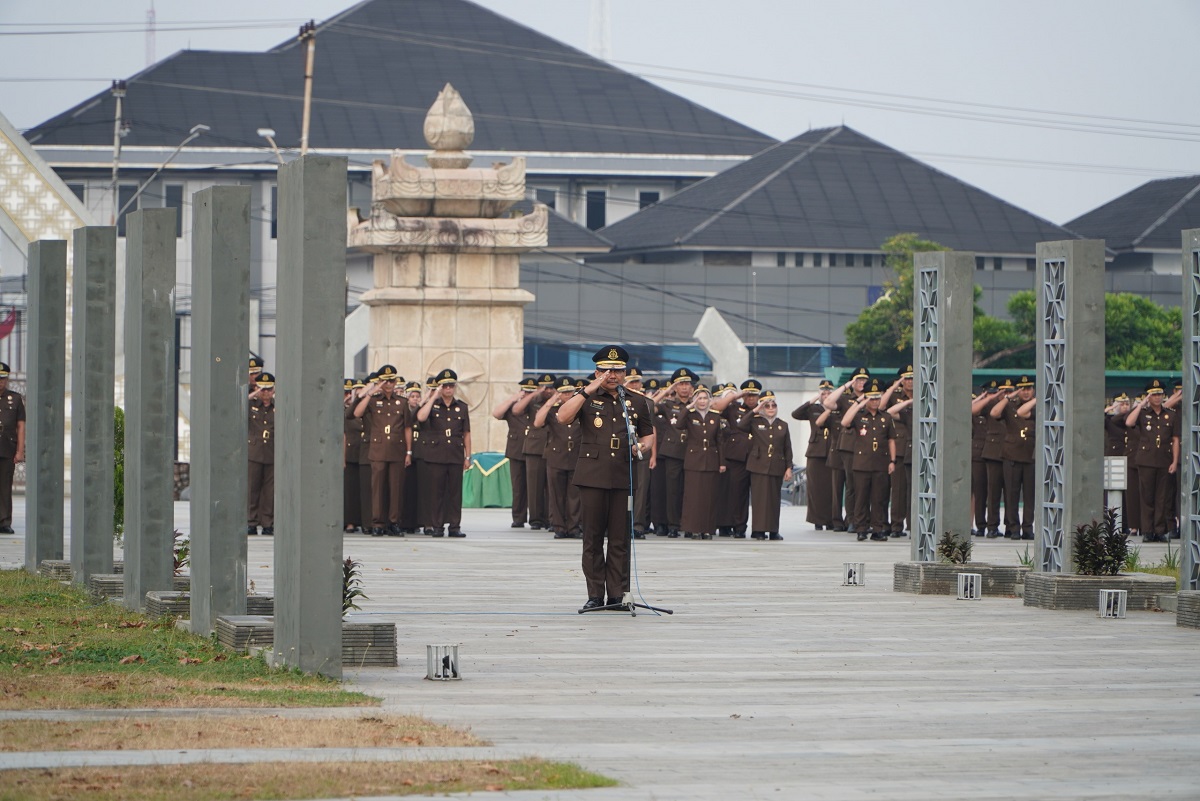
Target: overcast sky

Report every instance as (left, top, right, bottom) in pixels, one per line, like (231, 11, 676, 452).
(1, 0, 1197, 225)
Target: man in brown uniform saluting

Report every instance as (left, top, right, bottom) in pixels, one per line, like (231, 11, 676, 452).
(492, 377, 538, 529)
(418, 369, 472, 538)
(841, 377, 896, 541)
(558, 346, 655, 611)
(0, 363, 26, 534)
(354, 364, 412, 537)
(247, 371, 276, 536)
(1125, 378, 1180, 542)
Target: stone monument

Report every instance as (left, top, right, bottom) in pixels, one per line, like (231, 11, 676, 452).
(349, 84, 546, 452)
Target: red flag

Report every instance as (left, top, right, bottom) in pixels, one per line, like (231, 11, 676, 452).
(0, 309, 16, 341)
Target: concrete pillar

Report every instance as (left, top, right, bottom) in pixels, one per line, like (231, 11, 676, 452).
(911, 251, 974, 562)
(1034, 240, 1105, 573)
(189, 187, 251, 634)
(1181, 229, 1200, 591)
(121, 209, 177, 611)
(272, 156, 347, 678)
(70, 226, 117, 585)
(25, 240, 67, 572)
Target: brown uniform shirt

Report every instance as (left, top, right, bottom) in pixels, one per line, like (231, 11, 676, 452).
(737, 412, 793, 477)
(0, 389, 26, 458)
(344, 402, 364, 463)
(999, 404, 1035, 463)
(655, 398, 688, 460)
(1132, 406, 1180, 469)
(423, 397, 470, 464)
(362, 394, 411, 462)
(847, 408, 896, 472)
(674, 409, 724, 472)
(791, 399, 830, 460)
(573, 390, 654, 490)
(1104, 414, 1129, 457)
(248, 399, 275, 464)
(544, 400, 581, 471)
(522, 397, 550, 458)
(720, 402, 753, 462)
(502, 403, 532, 460)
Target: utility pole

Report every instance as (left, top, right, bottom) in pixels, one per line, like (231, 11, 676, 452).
(109, 80, 128, 226)
(298, 21, 316, 156)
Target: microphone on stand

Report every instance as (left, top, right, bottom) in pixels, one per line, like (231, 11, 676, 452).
(617, 384, 643, 460)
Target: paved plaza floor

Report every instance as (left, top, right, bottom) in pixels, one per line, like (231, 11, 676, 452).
(2, 501, 1198, 800)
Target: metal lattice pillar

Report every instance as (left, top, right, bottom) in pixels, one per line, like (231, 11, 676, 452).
(1034, 240, 1105, 573)
(1182, 229, 1200, 591)
(272, 155, 347, 679)
(911, 251, 974, 562)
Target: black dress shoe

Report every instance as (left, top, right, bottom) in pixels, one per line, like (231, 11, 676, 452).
(247, 525, 258, 536)
(1020, 531, 1034, 540)
(553, 530, 571, 539)
(728, 531, 745, 538)
(605, 599, 630, 611)
(699, 532, 712, 540)
(261, 526, 274, 536)
(371, 527, 386, 537)
(432, 527, 446, 538)
(422, 527, 436, 536)
(750, 531, 766, 540)
(833, 524, 847, 532)
(813, 524, 823, 531)
(870, 532, 889, 541)
(0, 525, 13, 534)
(768, 532, 783, 541)
(633, 531, 646, 539)
(667, 531, 681, 538)
(511, 521, 525, 529)
(579, 597, 605, 612)
(448, 529, 466, 538)
(846, 524, 857, 534)
(985, 528, 1001, 538)
(344, 525, 358, 533)
(856, 531, 869, 542)
(387, 524, 404, 537)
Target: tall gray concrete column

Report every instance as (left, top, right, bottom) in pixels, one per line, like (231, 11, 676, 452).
(1034, 240, 1105, 573)
(911, 251, 974, 562)
(272, 155, 347, 678)
(189, 187, 251, 635)
(70, 226, 117, 585)
(25, 240, 67, 572)
(1181, 229, 1200, 592)
(122, 209, 177, 611)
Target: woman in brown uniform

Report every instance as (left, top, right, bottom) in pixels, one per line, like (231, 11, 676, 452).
(674, 384, 725, 539)
(353, 365, 412, 537)
(738, 390, 793, 541)
(791, 380, 834, 530)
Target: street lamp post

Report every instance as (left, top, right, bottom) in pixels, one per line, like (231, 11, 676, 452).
(116, 124, 210, 219)
(257, 127, 285, 165)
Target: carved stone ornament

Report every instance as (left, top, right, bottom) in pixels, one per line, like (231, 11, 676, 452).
(424, 84, 475, 169)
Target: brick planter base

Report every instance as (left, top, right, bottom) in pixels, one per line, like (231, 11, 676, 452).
(893, 562, 1029, 597)
(1023, 572, 1176, 612)
(87, 574, 190, 600)
(1178, 591, 1200, 629)
(39, 559, 124, 581)
(145, 591, 274, 618)
(215, 615, 398, 667)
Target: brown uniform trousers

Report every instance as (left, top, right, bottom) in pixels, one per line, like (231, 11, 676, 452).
(824, 406, 847, 528)
(362, 394, 411, 528)
(523, 397, 551, 529)
(423, 398, 470, 532)
(627, 393, 654, 534)
(1132, 406, 1179, 537)
(846, 409, 895, 533)
(834, 394, 860, 526)
(344, 402, 365, 529)
(656, 398, 688, 533)
(889, 402, 912, 534)
(979, 397, 1006, 531)
(247, 399, 275, 528)
(675, 410, 724, 536)
(971, 410, 989, 532)
(792, 400, 832, 527)
(0, 389, 26, 529)
(501, 405, 530, 526)
(544, 401, 582, 535)
(998, 404, 1035, 536)
(738, 412, 793, 534)
(573, 389, 655, 602)
(718, 402, 753, 535)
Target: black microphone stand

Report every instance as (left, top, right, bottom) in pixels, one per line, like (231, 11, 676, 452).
(579, 384, 673, 617)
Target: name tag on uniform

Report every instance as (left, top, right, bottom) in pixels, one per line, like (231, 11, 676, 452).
(589, 400, 605, 410)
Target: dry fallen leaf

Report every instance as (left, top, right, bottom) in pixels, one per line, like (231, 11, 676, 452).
(44, 657, 61, 666)
(485, 784, 504, 792)
(118, 621, 146, 629)
(119, 654, 144, 665)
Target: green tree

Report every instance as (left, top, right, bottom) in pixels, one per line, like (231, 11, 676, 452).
(844, 233, 943, 367)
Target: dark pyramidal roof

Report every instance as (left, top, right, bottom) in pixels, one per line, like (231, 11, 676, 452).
(26, 0, 771, 156)
(1067, 175, 1200, 251)
(599, 126, 1080, 255)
